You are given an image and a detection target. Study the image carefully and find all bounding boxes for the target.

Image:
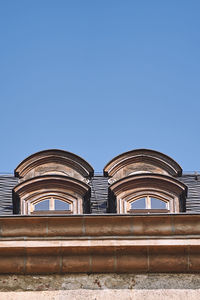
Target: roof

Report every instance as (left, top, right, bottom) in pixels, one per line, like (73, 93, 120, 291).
(0, 175, 18, 215)
(178, 174, 200, 212)
(0, 173, 200, 215)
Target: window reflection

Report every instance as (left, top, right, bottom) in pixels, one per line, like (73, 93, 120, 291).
(131, 198, 145, 209)
(55, 199, 70, 211)
(34, 200, 49, 211)
(151, 197, 167, 209)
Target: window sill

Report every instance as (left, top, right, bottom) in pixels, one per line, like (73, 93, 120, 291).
(32, 210, 73, 215)
(128, 209, 170, 213)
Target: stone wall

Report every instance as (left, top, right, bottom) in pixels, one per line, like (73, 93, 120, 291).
(0, 273, 200, 299)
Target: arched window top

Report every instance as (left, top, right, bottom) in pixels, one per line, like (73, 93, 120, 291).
(32, 198, 72, 214)
(129, 196, 169, 213)
(104, 149, 182, 182)
(14, 149, 94, 182)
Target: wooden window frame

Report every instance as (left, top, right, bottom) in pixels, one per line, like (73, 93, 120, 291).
(29, 196, 73, 215)
(126, 194, 170, 214)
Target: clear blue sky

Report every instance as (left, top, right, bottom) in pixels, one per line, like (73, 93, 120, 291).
(0, 0, 200, 173)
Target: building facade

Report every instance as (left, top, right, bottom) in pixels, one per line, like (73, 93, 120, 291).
(0, 149, 200, 299)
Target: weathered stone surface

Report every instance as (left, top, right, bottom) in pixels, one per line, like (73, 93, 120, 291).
(103, 149, 183, 178)
(1, 274, 200, 299)
(1, 290, 200, 300)
(0, 273, 200, 291)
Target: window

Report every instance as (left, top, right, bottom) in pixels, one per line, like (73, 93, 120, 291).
(108, 173, 187, 214)
(13, 175, 91, 215)
(13, 150, 93, 215)
(32, 197, 72, 214)
(128, 196, 169, 213)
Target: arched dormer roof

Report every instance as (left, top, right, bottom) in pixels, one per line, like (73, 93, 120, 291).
(14, 149, 94, 181)
(109, 173, 187, 197)
(104, 149, 182, 182)
(13, 175, 90, 197)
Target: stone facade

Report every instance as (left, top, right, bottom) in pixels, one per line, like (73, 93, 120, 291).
(0, 274, 200, 299)
(0, 149, 200, 299)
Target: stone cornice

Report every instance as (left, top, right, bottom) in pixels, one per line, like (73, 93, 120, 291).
(0, 214, 200, 274)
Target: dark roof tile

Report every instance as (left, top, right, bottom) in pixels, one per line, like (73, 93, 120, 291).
(0, 175, 18, 215)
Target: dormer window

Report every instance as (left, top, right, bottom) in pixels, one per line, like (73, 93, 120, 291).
(108, 173, 187, 214)
(105, 149, 187, 214)
(13, 150, 93, 215)
(13, 175, 91, 215)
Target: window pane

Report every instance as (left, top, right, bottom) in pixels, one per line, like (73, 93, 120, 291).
(131, 198, 146, 209)
(34, 200, 49, 211)
(151, 197, 167, 209)
(55, 199, 70, 211)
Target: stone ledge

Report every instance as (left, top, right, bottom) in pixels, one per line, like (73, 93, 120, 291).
(0, 214, 199, 237)
(0, 215, 200, 273)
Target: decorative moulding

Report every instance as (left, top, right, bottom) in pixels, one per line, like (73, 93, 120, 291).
(14, 149, 94, 180)
(0, 214, 200, 274)
(104, 149, 182, 180)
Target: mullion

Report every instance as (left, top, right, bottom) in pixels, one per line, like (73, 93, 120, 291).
(146, 196, 151, 209)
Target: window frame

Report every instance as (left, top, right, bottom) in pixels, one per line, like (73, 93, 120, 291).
(118, 187, 175, 214)
(127, 194, 170, 213)
(22, 191, 80, 215)
(30, 196, 73, 215)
